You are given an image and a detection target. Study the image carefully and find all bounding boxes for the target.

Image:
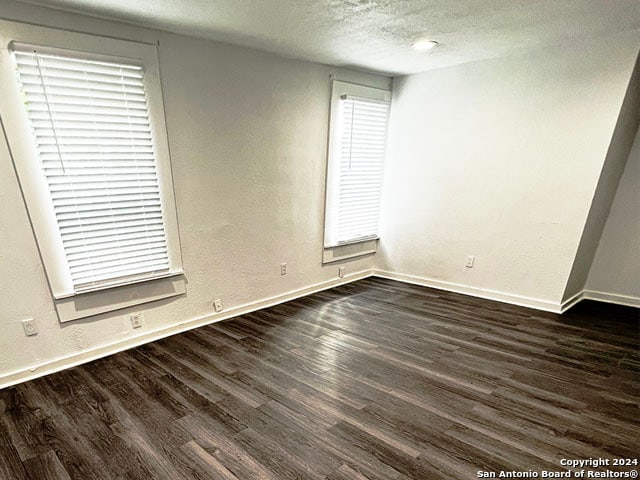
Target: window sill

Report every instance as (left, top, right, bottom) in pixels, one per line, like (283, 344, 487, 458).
(54, 274, 186, 323)
(58, 271, 185, 299)
(322, 239, 378, 264)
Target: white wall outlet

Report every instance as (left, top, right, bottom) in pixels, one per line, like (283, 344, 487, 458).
(213, 299, 223, 312)
(21, 318, 38, 336)
(465, 255, 476, 268)
(338, 266, 346, 278)
(280, 263, 287, 275)
(129, 312, 144, 329)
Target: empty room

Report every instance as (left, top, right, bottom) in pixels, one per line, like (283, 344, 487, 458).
(0, 0, 638, 478)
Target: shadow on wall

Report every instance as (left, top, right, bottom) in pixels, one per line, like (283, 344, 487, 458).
(562, 52, 640, 302)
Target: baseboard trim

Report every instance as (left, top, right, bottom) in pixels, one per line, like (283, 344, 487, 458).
(371, 270, 563, 313)
(582, 290, 640, 309)
(559, 290, 585, 313)
(0, 269, 374, 389)
(4, 270, 636, 388)
(372, 271, 640, 314)
(559, 290, 640, 312)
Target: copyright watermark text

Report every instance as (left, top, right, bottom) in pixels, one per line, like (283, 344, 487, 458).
(477, 458, 638, 479)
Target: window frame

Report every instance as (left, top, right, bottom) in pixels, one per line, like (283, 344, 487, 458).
(0, 20, 184, 315)
(323, 80, 391, 250)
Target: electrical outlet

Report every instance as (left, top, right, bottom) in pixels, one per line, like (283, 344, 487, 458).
(465, 255, 475, 268)
(129, 312, 143, 329)
(213, 299, 223, 312)
(338, 266, 346, 278)
(280, 263, 287, 275)
(21, 318, 38, 336)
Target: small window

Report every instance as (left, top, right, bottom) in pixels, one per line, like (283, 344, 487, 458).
(324, 81, 391, 248)
(0, 22, 183, 310)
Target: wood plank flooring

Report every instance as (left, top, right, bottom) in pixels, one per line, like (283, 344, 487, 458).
(1, 277, 638, 479)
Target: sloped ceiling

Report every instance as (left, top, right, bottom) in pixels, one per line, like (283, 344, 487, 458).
(21, 0, 640, 75)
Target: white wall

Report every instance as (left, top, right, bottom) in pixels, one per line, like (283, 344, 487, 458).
(1, 2, 638, 387)
(561, 56, 639, 302)
(0, 0, 389, 385)
(378, 30, 640, 309)
(585, 128, 640, 302)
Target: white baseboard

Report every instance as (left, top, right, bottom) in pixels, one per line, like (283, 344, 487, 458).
(372, 269, 564, 313)
(559, 290, 585, 313)
(559, 289, 640, 312)
(373, 270, 640, 314)
(4, 270, 636, 389)
(581, 290, 640, 309)
(0, 270, 373, 389)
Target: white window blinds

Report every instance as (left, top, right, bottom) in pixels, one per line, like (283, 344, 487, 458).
(325, 85, 390, 247)
(13, 46, 170, 292)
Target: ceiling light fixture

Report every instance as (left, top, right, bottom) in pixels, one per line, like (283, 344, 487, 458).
(412, 39, 439, 51)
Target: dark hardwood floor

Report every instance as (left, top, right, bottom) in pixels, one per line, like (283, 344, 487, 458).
(1, 277, 638, 480)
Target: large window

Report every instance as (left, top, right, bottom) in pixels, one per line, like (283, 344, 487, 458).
(13, 45, 174, 292)
(324, 81, 391, 248)
(0, 21, 183, 319)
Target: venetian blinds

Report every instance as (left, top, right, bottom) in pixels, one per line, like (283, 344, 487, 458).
(13, 46, 170, 292)
(326, 93, 390, 246)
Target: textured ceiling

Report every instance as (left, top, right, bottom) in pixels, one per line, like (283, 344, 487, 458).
(23, 0, 640, 75)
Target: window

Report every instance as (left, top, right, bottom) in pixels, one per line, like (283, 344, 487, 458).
(0, 20, 183, 319)
(324, 81, 391, 248)
(13, 45, 174, 292)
